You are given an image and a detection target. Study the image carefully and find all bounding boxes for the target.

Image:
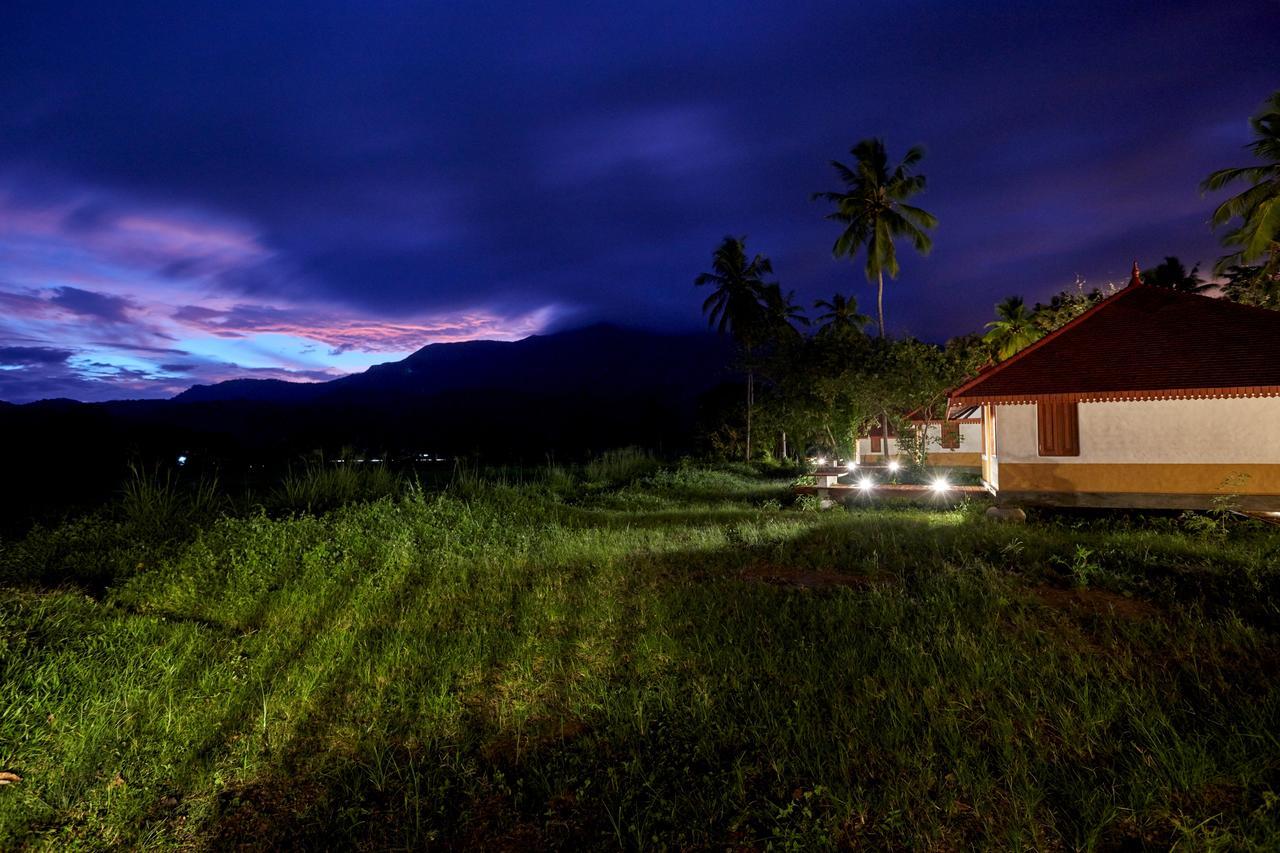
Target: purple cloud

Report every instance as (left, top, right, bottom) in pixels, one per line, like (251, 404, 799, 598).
(49, 286, 136, 322)
(0, 345, 73, 365)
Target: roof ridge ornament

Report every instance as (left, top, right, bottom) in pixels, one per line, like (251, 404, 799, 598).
(1128, 260, 1143, 288)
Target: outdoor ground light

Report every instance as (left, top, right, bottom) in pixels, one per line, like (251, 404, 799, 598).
(931, 476, 950, 493)
(816, 456, 828, 466)
(888, 459, 901, 472)
(845, 460, 857, 471)
(858, 476, 874, 490)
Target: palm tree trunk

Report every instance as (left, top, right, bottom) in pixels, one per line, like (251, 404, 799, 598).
(882, 409, 891, 470)
(781, 429, 787, 461)
(745, 370, 754, 462)
(877, 269, 886, 338)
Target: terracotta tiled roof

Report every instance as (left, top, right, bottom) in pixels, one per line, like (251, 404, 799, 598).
(950, 282, 1280, 405)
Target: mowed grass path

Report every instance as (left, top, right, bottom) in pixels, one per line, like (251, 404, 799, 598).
(3, 467, 1280, 848)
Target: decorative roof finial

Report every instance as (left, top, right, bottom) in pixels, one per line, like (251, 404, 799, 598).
(1128, 260, 1143, 288)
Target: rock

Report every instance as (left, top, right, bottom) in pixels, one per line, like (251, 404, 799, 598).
(985, 506, 1027, 523)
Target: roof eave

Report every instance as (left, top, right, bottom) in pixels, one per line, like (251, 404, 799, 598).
(950, 386, 1280, 406)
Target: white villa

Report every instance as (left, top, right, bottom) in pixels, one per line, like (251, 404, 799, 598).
(855, 408, 983, 469)
(948, 264, 1280, 510)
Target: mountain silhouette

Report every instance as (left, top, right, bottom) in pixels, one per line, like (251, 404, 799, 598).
(175, 323, 732, 404)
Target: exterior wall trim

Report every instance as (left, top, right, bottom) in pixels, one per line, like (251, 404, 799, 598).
(952, 386, 1280, 406)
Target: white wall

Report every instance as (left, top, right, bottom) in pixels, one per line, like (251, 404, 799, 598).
(995, 397, 1280, 464)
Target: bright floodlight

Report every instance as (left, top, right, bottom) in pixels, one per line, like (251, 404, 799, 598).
(176, 454, 187, 466)
(931, 476, 950, 493)
(888, 459, 901, 472)
(845, 460, 857, 471)
(816, 456, 828, 466)
(858, 476, 874, 490)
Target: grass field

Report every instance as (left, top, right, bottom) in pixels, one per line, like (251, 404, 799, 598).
(2, 461, 1280, 849)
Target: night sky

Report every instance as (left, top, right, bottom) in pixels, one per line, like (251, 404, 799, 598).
(1, 1, 1276, 402)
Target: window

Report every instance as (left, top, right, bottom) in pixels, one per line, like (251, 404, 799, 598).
(870, 434, 882, 453)
(940, 422, 961, 449)
(1037, 401, 1080, 456)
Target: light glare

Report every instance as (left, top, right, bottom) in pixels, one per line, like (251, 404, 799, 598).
(888, 460, 901, 472)
(931, 476, 950, 493)
(858, 476, 874, 490)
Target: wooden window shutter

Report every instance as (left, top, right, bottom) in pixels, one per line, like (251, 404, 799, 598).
(1037, 401, 1080, 456)
(870, 434, 882, 453)
(940, 422, 960, 449)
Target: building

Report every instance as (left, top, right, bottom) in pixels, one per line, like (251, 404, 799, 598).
(855, 407, 983, 469)
(948, 264, 1280, 509)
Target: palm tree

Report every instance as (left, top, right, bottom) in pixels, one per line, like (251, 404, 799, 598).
(983, 296, 1044, 361)
(761, 283, 809, 340)
(1142, 256, 1209, 292)
(695, 236, 773, 460)
(1201, 90, 1280, 278)
(813, 293, 870, 340)
(814, 138, 938, 337)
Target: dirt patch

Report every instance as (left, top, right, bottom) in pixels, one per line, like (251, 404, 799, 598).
(206, 774, 333, 851)
(1033, 585, 1160, 621)
(740, 564, 890, 591)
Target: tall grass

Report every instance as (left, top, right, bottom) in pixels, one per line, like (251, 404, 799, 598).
(1, 466, 1278, 847)
(583, 446, 660, 485)
(119, 463, 222, 537)
(275, 460, 405, 514)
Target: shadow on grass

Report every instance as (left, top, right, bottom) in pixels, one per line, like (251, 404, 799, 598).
(188, 515, 1280, 849)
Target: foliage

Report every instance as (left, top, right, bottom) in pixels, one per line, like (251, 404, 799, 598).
(1219, 263, 1280, 309)
(813, 292, 871, 341)
(1202, 89, 1280, 277)
(974, 278, 1120, 363)
(1141, 256, 1209, 293)
(694, 236, 776, 345)
(982, 295, 1044, 361)
(813, 138, 938, 337)
(1031, 277, 1115, 335)
(753, 333, 979, 461)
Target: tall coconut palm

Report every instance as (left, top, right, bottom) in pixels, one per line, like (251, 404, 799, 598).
(1201, 90, 1280, 277)
(695, 236, 773, 460)
(814, 138, 938, 337)
(761, 283, 809, 341)
(983, 296, 1044, 361)
(813, 293, 871, 340)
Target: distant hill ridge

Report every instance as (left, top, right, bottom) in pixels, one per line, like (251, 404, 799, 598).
(175, 323, 734, 404)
